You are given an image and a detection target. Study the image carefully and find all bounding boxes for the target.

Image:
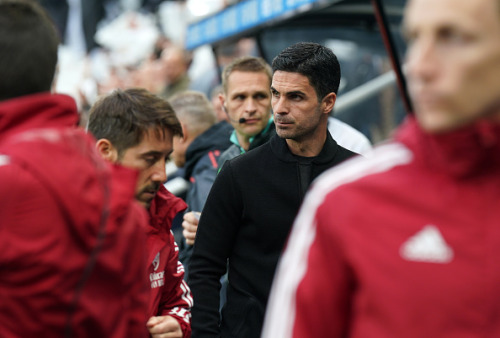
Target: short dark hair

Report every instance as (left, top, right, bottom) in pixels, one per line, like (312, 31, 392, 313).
(221, 56, 272, 93)
(87, 88, 183, 157)
(272, 42, 341, 101)
(0, 0, 59, 101)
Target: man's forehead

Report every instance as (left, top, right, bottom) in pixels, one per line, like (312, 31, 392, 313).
(227, 71, 270, 88)
(133, 128, 173, 151)
(404, 0, 499, 32)
(271, 71, 312, 92)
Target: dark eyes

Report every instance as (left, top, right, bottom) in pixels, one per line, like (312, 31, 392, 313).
(145, 157, 157, 166)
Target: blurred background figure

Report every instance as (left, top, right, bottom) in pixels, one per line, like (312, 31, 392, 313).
(168, 91, 232, 247)
(159, 44, 193, 100)
(210, 85, 227, 122)
(0, 1, 150, 336)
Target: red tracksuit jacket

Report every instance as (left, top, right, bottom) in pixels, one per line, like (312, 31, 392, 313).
(0, 93, 150, 337)
(146, 185, 193, 337)
(264, 117, 500, 338)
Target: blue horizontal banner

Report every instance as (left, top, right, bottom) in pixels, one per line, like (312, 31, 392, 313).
(186, 0, 319, 50)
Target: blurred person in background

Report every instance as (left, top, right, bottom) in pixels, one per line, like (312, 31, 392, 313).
(88, 88, 193, 338)
(0, 1, 150, 336)
(210, 84, 228, 122)
(263, 0, 500, 337)
(168, 91, 232, 270)
(39, 0, 106, 56)
(160, 45, 193, 100)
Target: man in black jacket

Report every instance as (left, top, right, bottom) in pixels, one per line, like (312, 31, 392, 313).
(188, 42, 357, 337)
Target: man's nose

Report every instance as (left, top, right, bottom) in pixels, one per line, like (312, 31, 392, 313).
(406, 36, 437, 83)
(244, 98, 257, 113)
(272, 96, 288, 115)
(151, 160, 167, 184)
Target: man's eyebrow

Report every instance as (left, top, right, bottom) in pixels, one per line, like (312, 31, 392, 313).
(286, 90, 305, 96)
(141, 150, 171, 158)
(270, 86, 305, 96)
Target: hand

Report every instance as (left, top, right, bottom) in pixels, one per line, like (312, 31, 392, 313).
(146, 315, 183, 338)
(182, 211, 200, 246)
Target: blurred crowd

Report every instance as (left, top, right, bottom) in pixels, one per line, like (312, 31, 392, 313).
(41, 0, 246, 127)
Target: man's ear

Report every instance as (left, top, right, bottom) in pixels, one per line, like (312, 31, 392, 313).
(322, 92, 337, 115)
(219, 94, 227, 113)
(179, 123, 189, 143)
(95, 139, 119, 163)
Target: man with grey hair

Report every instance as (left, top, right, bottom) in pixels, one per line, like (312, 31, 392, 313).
(168, 91, 232, 274)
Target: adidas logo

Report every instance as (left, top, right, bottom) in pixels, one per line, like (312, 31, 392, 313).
(0, 155, 9, 167)
(400, 225, 453, 263)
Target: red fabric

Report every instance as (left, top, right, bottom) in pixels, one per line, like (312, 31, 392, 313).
(265, 117, 500, 338)
(146, 185, 192, 337)
(0, 93, 150, 337)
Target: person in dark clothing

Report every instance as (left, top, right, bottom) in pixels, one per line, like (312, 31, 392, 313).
(39, 0, 106, 53)
(215, 56, 275, 167)
(168, 91, 232, 272)
(169, 91, 233, 213)
(181, 56, 275, 248)
(188, 42, 358, 338)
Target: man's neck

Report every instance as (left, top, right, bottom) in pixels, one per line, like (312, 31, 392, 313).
(286, 130, 327, 157)
(236, 134, 251, 151)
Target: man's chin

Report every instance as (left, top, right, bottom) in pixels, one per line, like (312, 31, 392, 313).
(416, 111, 467, 134)
(136, 193, 156, 209)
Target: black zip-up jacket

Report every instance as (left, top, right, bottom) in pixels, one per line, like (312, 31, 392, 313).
(188, 132, 357, 338)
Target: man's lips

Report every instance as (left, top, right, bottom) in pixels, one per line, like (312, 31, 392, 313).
(140, 185, 160, 196)
(275, 119, 293, 125)
(241, 118, 260, 124)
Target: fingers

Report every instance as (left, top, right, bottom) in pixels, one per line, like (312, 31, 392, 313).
(183, 211, 200, 224)
(147, 315, 183, 338)
(182, 212, 200, 246)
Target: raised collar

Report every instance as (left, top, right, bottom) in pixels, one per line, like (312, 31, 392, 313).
(396, 116, 500, 179)
(268, 131, 339, 164)
(0, 93, 78, 143)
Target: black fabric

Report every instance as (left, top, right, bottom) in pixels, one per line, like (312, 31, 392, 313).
(188, 132, 357, 338)
(39, 0, 105, 52)
(183, 120, 233, 181)
(217, 121, 276, 170)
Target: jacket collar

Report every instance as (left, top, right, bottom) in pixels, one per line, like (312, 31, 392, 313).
(397, 116, 500, 179)
(148, 185, 187, 233)
(0, 93, 78, 143)
(269, 131, 339, 164)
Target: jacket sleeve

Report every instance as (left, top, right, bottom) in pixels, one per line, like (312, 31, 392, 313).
(262, 188, 352, 338)
(186, 151, 219, 213)
(121, 204, 151, 338)
(158, 231, 193, 338)
(188, 161, 243, 337)
(179, 152, 219, 279)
